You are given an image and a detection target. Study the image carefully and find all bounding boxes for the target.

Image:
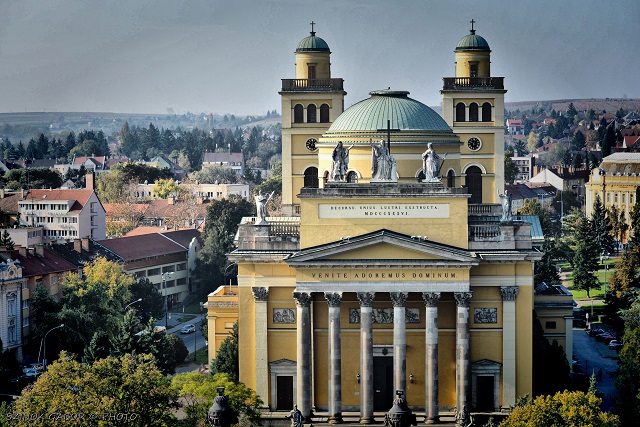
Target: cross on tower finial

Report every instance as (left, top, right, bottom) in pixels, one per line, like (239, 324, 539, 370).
(470, 18, 476, 33)
(310, 20, 316, 35)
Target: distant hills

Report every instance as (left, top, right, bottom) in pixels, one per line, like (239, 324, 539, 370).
(503, 98, 640, 114)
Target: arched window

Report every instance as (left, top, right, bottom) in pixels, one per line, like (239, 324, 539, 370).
(304, 167, 319, 188)
(320, 104, 330, 123)
(346, 171, 358, 183)
(469, 103, 479, 122)
(455, 103, 466, 122)
(466, 166, 483, 203)
(293, 104, 304, 123)
(482, 102, 492, 122)
(447, 170, 455, 188)
(307, 104, 317, 123)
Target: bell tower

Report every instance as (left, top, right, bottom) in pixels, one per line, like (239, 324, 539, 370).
(441, 20, 506, 204)
(280, 22, 346, 215)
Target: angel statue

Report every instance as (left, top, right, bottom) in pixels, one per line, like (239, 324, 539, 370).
(371, 139, 397, 181)
(330, 142, 354, 181)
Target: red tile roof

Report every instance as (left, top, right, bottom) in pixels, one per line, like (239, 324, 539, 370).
(96, 233, 187, 262)
(12, 246, 78, 277)
(26, 189, 94, 211)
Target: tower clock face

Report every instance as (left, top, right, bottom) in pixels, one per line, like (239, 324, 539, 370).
(467, 137, 481, 151)
(305, 138, 318, 152)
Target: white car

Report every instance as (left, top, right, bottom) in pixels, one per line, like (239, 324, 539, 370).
(22, 363, 43, 374)
(180, 324, 196, 334)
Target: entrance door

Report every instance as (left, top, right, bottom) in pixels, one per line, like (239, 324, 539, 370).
(373, 357, 394, 410)
(466, 166, 483, 204)
(276, 376, 294, 410)
(476, 376, 494, 411)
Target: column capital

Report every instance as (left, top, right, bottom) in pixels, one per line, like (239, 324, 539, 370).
(324, 292, 343, 307)
(454, 291, 473, 307)
(422, 292, 441, 307)
(389, 291, 408, 307)
(500, 286, 519, 301)
(357, 291, 375, 307)
(293, 291, 312, 307)
(252, 287, 269, 302)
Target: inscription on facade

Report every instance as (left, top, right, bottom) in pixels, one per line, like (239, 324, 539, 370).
(349, 308, 420, 324)
(273, 308, 296, 324)
(318, 203, 449, 219)
(299, 268, 464, 282)
(474, 308, 498, 324)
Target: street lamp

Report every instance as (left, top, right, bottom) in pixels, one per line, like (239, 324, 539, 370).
(223, 263, 237, 287)
(162, 272, 173, 328)
(600, 252, 610, 293)
(42, 324, 64, 370)
(124, 298, 142, 311)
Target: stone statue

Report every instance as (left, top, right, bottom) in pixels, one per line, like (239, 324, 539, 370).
(371, 139, 397, 181)
(330, 142, 353, 181)
(499, 190, 513, 222)
(422, 143, 445, 182)
(454, 406, 472, 427)
(254, 191, 274, 225)
(287, 405, 304, 427)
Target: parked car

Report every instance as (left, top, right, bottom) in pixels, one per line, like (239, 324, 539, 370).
(604, 335, 617, 345)
(180, 324, 196, 334)
(22, 363, 43, 374)
(23, 368, 41, 377)
(609, 340, 623, 350)
(588, 328, 602, 336)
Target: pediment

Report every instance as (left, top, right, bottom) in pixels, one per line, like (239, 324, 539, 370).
(286, 229, 478, 266)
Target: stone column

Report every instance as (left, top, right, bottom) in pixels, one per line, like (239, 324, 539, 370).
(422, 292, 441, 424)
(293, 291, 313, 421)
(390, 291, 408, 394)
(357, 291, 375, 424)
(454, 291, 472, 418)
(500, 286, 518, 408)
(325, 292, 343, 424)
(252, 287, 269, 408)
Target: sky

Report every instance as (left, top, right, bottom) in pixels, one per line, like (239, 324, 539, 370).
(1, 0, 639, 116)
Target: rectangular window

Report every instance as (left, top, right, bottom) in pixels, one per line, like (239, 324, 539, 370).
(22, 300, 29, 309)
(176, 263, 187, 271)
(134, 271, 146, 279)
(177, 278, 187, 286)
(166, 280, 176, 288)
(23, 317, 29, 327)
(545, 321, 557, 330)
(147, 268, 161, 276)
(162, 265, 175, 274)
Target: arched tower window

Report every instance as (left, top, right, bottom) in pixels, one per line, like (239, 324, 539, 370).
(469, 103, 479, 122)
(466, 166, 483, 203)
(304, 167, 319, 188)
(320, 104, 330, 123)
(482, 102, 492, 122)
(456, 103, 466, 122)
(307, 104, 317, 123)
(293, 104, 304, 123)
(447, 170, 455, 188)
(346, 171, 358, 183)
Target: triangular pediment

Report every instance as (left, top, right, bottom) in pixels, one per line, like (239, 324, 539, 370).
(286, 229, 478, 266)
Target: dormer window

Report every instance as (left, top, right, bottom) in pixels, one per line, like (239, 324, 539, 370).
(307, 64, 317, 79)
(469, 62, 478, 78)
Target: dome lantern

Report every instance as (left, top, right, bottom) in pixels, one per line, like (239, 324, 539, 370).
(454, 19, 491, 78)
(295, 21, 332, 80)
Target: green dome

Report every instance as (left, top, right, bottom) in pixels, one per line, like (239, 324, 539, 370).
(455, 29, 490, 51)
(326, 90, 451, 133)
(296, 31, 330, 52)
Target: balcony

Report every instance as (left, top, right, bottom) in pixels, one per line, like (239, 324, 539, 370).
(442, 77, 504, 91)
(281, 78, 344, 92)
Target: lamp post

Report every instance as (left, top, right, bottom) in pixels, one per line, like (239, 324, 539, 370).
(124, 298, 142, 312)
(162, 272, 173, 328)
(43, 324, 64, 370)
(223, 263, 237, 287)
(600, 252, 609, 293)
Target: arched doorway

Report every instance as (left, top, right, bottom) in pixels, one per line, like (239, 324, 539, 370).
(465, 166, 483, 203)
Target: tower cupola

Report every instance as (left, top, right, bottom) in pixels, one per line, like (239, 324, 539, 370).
(454, 19, 491, 78)
(295, 21, 331, 80)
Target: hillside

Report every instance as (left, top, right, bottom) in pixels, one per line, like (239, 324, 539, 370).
(504, 98, 640, 114)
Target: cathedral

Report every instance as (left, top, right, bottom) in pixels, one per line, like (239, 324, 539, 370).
(206, 22, 566, 424)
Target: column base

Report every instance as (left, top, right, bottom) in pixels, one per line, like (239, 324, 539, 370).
(359, 416, 375, 424)
(425, 416, 440, 424)
(328, 414, 343, 424)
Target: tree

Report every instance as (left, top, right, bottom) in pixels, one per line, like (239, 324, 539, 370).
(500, 391, 619, 427)
(3, 167, 62, 190)
(153, 177, 179, 199)
(614, 304, 640, 425)
(517, 198, 558, 237)
(567, 102, 578, 119)
(527, 131, 539, 153)
(172, 372, 263, 426)
(534, 238, 560, 285)
(571, 129, 586, 151)
(129, 278, 165, 324)
(514, 139, 528, 157)
(602, 125, 616, 157)
(0, 230, 15, 250)
(10, 351, 179, 427)
(591, 195, 616, 255)
(211, 321, 239, 381)
(504, 150, 517, 184)
(552, 190, 580, 217)
(573, 216, 601, 298)
(195, 165, 238, 184)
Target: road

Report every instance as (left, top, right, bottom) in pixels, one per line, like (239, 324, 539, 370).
(573, 327, 619, 411)
(158, 313, 207, 361)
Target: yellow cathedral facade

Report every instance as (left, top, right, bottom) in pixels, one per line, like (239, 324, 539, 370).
(208, 22, 549, 424)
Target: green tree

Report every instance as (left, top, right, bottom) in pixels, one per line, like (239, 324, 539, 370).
(4, 167, 62, 190)
(500, 391, 619, 427)
(195, 165, 238, 184)
(10, 351, 179, 427)
(129, 278, 165, 324)
(172, 372, 263, 426)
(211, 321, 239, 381)
(602, 125, 616, 157)
(614, 304, 640, 425)
(504, 150, 517, 184)
(573, 216, 601, 297)
(0, 230, 14, 250)
(527, 131, 539, 153)
(534, 238, 560, 285)
(591, 195, 616, 255)
(153, 177, 180, 199)
(517, 198, 557, 237)
(567, 102, 578, 119)
(255, 159, 282, 196)
(571, 129, 586, 151)
(514, 139, 528, 157)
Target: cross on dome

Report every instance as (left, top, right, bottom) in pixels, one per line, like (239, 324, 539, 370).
(310, 20, 316, 36)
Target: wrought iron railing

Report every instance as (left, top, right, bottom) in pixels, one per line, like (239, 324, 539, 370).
(281, 78, 344, 92)
(442, 77, 504, 90)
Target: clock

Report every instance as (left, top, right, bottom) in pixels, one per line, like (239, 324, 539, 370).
(305, 137, 318, 152)
(467, 137, 481, 151)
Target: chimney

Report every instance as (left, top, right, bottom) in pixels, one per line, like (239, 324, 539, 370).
(73, 239, 82, 253)
(81, 238, 90, 252)
(18, 246, 28, 257)
(35, 243, 44, 257)
(167, 196, 175, 205)
(21, 188, 25, 199)
(86, 171, 95, 190)
(0, 189, 4, 199)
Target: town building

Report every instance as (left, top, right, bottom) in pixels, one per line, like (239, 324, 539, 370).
(204, 23, 567, 423)
(202, 152, 245, 175)
(0, 255, 26, 360)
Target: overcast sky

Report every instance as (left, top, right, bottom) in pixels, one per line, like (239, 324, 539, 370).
(1, 0, 638, 115)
